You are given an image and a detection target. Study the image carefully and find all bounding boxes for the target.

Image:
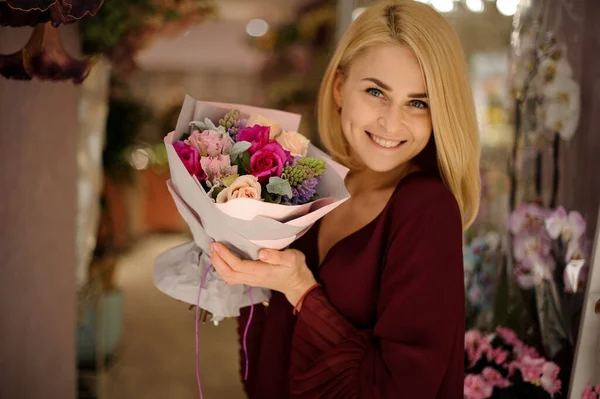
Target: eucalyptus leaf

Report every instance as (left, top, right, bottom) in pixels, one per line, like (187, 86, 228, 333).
(230, 141, 251, 161)
(266, 177, 293, 198)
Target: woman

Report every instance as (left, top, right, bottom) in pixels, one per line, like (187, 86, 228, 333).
(209, 1, 480, 397)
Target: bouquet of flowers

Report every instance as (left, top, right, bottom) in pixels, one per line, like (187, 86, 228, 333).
(154, 95, 350, 324)
(464, 326, 562, 399)
(464, 232, 502, 330)
(509, 203, 591, 358)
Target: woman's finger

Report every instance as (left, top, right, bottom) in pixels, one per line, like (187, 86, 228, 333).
(211, 243, 246, 272)
(259, 248, 304, 267)
(211, 251, 239, 284)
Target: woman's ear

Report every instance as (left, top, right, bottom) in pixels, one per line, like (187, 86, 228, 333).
(332, 69, 344, 110)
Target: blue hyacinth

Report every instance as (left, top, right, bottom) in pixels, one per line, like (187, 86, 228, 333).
(284, 176, 320, 205)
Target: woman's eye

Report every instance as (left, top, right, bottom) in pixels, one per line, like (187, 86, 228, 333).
(410, 100, 428, 109)
(366, 87, 384, 98)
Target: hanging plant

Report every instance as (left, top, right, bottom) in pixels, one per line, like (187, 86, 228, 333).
(0, 0, 105, 83)
(78, 0, 218, 76)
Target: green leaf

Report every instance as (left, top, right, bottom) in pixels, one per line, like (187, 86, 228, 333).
(188, 118, 226, 134)
(266, 177, 293, 198)
(230, 141, 251, 161)
(263, 190, 282, 204)
(210, 186, 226, 200)
(221, 174, 239, 188)
(241, 152, 251, 173)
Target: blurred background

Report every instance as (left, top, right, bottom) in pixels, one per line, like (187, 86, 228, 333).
(1, 0, 599, 398)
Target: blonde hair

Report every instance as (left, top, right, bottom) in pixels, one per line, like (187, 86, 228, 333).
(318, 0, 480, 229)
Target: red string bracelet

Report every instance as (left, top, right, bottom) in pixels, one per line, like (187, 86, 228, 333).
(293, 283, 322, 315)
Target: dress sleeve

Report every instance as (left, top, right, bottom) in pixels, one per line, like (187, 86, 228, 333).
(289, 193, 465, 399)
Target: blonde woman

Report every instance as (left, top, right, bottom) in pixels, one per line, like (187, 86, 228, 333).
(210, 1, 480, 397)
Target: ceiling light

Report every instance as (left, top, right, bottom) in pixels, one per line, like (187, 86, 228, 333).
(466, 0, 485, 12)
(431, 0, 454, 13)
(496, 0, 519, 16)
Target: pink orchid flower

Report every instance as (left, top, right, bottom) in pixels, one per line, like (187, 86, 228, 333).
(509, 203, 550, 234)
(513, 232, 552, 262)
(514, 253, 555, 289)
(545, 206, 587, 261)
(464, 374, 493, 399)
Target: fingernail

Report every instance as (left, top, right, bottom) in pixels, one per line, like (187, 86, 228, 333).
(259, 250, 268, 260)
(209, 243, 216, 255)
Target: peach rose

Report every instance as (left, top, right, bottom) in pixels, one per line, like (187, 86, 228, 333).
(246, 113, 282, 139)
(276, 131, 310, 157)
(216, 175, 262, 203)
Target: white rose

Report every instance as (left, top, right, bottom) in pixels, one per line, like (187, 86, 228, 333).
(246, 113, 282, 139)
(216, 175, 262, 203)
(275, 131, 310, 158)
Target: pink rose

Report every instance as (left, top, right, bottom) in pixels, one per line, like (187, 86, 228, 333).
(216, 175, 261, 203)
(236, 124, 271, 154)
(276, 131, 310, 157)
(482, 367, 510, 388)
(174, 141, 206, 181)
(185, 129, 232, 157)
(540, 361, 561, 395)
(200, 155, 237, 186)
(249, 141, 287, 183)
(464, 374, 493, 399)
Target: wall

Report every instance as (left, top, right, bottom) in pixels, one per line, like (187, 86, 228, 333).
(0, 25, 78, 399)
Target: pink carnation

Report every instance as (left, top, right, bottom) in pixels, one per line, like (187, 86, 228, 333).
(185, 129, 232, 157)
(200, 155, 237, 186)
(464, 374, 493, 399)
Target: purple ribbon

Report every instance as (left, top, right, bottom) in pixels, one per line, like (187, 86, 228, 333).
(196, 264, 254, 399)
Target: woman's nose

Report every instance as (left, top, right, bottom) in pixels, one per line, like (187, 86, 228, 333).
(377, 107, 404, 134)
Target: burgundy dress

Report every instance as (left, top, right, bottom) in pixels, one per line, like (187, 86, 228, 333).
(236, 171, 465, 399)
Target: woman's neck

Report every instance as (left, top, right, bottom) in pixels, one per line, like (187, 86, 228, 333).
(344, 162, 418, 198)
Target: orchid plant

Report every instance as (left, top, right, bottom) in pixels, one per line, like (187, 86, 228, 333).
(508, 202, 590, 360)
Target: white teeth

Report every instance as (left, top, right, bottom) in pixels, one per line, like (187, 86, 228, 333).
(370, 134, 402, 148)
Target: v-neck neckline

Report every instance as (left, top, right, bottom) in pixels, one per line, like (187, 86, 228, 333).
(315, 170, 429, 269)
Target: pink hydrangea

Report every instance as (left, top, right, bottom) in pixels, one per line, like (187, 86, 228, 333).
(464, 374, 493, 399)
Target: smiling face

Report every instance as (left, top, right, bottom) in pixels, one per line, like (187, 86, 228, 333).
(333, 44, 433, 173)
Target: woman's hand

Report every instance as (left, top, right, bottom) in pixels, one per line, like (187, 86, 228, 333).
(209, 242, 317, 306)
